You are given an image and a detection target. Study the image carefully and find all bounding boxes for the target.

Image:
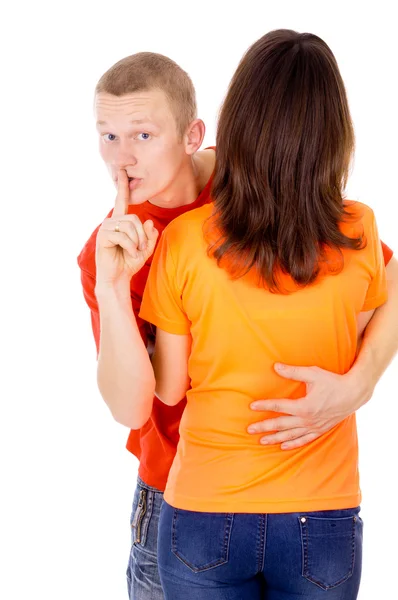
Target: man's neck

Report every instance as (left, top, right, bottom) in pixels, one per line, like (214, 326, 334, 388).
(148, 149, 215, 209)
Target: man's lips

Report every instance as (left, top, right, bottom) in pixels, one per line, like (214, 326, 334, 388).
(114, 176, 143, 189)
(128, 177, 142, 190)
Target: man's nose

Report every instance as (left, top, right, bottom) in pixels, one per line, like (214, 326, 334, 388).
(114, 140, 137, 168)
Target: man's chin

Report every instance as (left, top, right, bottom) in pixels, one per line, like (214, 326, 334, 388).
(128, 190, 149, 206)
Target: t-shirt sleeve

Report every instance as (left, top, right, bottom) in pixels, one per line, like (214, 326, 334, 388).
(139, 231, 191, 335)
(362, 210, 388, 311)
(381, 241, 393, 266)
(80, 268, 101, 355)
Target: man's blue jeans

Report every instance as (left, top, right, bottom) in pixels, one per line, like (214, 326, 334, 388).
(158, 501, 363, 599)
(126, 477, 165, 600)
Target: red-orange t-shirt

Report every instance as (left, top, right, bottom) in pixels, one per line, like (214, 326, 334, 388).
(78, 185, 394, 493)
(77, 174, 213, 490)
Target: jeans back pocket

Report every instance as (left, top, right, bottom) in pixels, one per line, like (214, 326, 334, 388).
(172, 508, 234, 573)
(299, 509, 362, 590)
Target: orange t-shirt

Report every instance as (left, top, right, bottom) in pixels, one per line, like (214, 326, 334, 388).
(77, 172, 213, 490)
(140, 201, 388, 512)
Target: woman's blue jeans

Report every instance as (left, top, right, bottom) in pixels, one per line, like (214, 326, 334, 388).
(158, 501, 362, 599)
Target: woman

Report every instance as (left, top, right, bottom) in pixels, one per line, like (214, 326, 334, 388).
(127, 30, 387, 598)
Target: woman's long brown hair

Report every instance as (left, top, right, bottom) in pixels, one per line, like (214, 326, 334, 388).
(209, 29, 364, 292)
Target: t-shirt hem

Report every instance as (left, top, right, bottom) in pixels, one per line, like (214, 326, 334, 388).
(164, 491, 362, 513)
(138, 309, 190, 335)
(361, 290, 388, 312)
(382, 245, 393, 265)
(125, 439, 168, 492)
(137, 465, 167, 492)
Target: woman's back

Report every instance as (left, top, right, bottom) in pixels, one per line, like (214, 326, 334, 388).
(141, 29, 388, 600)
(141, 199, 386, 513)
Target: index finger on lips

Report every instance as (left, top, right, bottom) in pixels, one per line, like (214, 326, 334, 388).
(113, 168, 129, 217)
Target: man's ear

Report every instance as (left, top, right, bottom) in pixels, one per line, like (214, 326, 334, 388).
(184, 119, 206, 155)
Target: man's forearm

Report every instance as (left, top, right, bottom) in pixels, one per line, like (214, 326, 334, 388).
(348, 256, 398, 408)
(96, 282, 155, 429)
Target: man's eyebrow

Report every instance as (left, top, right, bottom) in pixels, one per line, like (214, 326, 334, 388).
(129, 119, 160, 129)
(96, 119, 156, 127)
(130, 119, 151, 124)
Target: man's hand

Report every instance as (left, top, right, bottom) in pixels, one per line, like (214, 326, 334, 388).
(247, 363, 372, 450)
(95, 168, 158, 287)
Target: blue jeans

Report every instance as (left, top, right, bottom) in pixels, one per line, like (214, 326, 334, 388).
(126, 477, 165, 600)
(158, 501, 363, 599)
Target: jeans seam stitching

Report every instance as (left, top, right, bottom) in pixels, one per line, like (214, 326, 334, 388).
(261, 514, 267, 573)
(257, 514, 266, 573)
(140, 489, 154, 547)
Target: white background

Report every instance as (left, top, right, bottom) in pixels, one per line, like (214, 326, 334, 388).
(1, 1, 397, 598)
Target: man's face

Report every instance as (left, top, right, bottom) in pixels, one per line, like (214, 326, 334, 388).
(95, 90, 188, 206)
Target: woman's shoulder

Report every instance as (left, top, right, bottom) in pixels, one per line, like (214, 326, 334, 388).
(163, 203, 213, 244)
(341, 200, 376, 238)
(343, 199, 375, 220)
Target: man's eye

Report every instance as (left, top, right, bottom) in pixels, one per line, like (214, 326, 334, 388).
(102, 133, 116, 142)
(137, 133, 151, 141)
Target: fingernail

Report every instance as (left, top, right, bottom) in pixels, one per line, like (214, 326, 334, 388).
(261, 438, 269, 445)
(251, 403, 258, 409)
(247, 427, 256, 434)
(275, 363, 285, 370)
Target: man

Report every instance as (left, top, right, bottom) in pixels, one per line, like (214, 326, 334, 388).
(78, 51, 398, 599)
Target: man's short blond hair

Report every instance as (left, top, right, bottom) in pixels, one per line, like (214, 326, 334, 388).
(96, 52, 197, 137)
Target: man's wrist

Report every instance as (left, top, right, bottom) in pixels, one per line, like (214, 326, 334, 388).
(95, 278, 131, 306)
(344, 352, 377, 410)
